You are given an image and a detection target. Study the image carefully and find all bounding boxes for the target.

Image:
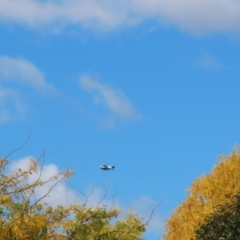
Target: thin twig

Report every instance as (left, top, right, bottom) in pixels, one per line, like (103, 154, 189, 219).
(5, 133, 32, 159)
(110, 188, 117, 210)
(95, 185, 107, 209)
(144, 200, 163, 226)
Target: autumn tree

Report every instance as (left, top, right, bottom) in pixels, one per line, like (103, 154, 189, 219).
(0, 156, 146, 240)
(162, 149, 240, 240)
(194, 192, 240, 240)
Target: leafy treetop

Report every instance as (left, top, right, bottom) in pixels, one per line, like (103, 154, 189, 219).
(0, 157, 145, 240)
(163, 150, 240, 240)
(194, 192, 240, 240)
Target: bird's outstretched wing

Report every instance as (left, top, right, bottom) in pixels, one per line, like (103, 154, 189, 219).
(100, 165, 115, 170)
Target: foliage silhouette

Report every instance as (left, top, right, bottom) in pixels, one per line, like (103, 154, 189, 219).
(163, 149, 240, 240)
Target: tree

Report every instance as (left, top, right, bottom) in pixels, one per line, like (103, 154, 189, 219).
(0, 156, 146, 240)
(162, 149, 240, 240)
(194, 192, 240, 240)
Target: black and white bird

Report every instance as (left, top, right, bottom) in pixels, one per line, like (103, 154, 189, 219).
(100, 165, 115, 170)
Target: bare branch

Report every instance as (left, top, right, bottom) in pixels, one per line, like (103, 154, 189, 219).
(95, 185, 108, 209)
(26, 150, 46, 206)
(84, 186, 94, 206)
(5, 133, 31, 159)
(144, 200, 163, 227)
(30, 173, 68, 209)
(110, 188, 117, 210)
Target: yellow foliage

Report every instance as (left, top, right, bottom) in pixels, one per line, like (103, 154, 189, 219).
(0, 157, 145, 240)
(163, 150, 240, 240)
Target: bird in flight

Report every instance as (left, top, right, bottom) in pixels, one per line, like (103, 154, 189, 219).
(100, 165, 115, 170)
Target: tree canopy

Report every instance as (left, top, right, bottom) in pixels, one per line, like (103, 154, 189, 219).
(163, 150, 240, 240)
(194, 192, 240, 240)
(0, 157, 146, 240)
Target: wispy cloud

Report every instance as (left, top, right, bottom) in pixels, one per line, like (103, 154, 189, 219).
(79, 75, 140, 127)
(1, 0, 240, 35)
(0, 56, 56, 94)
(0, 88, 25, 123)
(0, 56, 58, 124)
(195, 53, 225, 69)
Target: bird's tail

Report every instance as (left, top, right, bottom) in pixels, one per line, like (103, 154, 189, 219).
(112, 166, 115, 169)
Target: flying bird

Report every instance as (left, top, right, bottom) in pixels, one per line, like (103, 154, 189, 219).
(100, 165, 115, 170)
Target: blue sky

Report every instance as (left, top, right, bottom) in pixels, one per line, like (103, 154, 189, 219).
(1, 1, 240, 239)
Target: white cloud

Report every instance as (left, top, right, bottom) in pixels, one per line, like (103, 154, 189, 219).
(0, 0, 130, 31)
(79, 75, 140, 125)
(9, 157, 78, 207)
(0, 56, 56, 94)
(8, 157, 121, 208)
(129, 0, 240, 35)
(1, 0, 240, 34)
